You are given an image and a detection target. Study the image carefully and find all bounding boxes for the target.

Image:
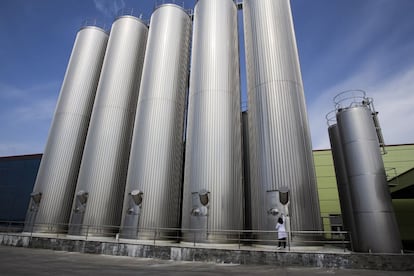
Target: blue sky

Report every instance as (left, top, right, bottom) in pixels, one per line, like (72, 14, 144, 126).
(0, 0, 413, 156)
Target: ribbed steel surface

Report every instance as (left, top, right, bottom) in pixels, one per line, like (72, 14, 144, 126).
(120, 4, 192, 239)
(181, 0, 243, 241)
(69, 16, 148, 236)
(328, 124, 359, 249)
(336, 106, 402, 253)
(24, 27, 108, 233)
(243, 0, 321, 236)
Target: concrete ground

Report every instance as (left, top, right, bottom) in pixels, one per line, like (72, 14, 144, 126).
(0, 246, 412, 276)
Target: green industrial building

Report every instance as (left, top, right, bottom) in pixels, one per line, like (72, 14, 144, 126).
(314, 143, 414, 249)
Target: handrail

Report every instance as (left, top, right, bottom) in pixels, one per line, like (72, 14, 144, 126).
(0, 220, 351, 252)
(80, 18, 109, 32)
(325, 110, 337, 127)
(0, 220, 351, 236)
(329, 89, 387, 154)
(153, 1, 193, 16)
(333, 89, 367, 110)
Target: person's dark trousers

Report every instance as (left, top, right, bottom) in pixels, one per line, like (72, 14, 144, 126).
(278, 237, 286, 248)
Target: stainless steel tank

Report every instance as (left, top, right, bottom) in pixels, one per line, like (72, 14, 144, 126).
(181, 0, 243, 242)
(24, 26, 108, 233)
(328, 123, 359, 250)
(243, 0, 322, 241)
(119, 4, 192, 240)
(336, 104, 402, 253)
(69, 16, 148, 236)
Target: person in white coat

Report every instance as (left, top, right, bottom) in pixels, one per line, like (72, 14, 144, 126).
(275, 216, 287, 249)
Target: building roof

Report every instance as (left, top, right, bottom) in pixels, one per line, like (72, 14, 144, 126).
(0, 154, 42, 161)
(390, 168, 414, 199)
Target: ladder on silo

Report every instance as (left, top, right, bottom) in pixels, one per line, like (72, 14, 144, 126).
(365, 98, 387, 154)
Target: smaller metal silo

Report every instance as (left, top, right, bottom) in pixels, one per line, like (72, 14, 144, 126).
(327, 121, 358, 250)
(334, 90, 402, 253)
(69, 16, 148, 237)
(120, 3, 192, 240)
(24, 26, 108, 233)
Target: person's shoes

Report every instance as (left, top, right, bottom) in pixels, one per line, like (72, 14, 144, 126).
(276, 247, 281, 250)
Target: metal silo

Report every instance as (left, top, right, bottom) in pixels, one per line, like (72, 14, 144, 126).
(243, 0, 322, 241)
(24, 26, 108, 233)
(335, 93, 402, 253)
(327, 123, 358, 250)
(119, 4, 192, 240)
(69, 16, 148, 237)
(181, 0, 243, 242)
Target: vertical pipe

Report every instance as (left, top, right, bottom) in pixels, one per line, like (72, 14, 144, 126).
(242, 112, 252, 232)
(24, 26, 108, 233)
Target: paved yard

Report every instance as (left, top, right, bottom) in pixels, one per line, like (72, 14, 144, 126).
(0, 246, 412, 276)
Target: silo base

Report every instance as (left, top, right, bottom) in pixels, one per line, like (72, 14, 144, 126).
(23, 223, 68, 235)
(181, 231, 243, 244)
(119, 229, 181, 242)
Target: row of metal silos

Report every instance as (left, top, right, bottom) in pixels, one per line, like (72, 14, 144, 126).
(25, 0, 322, 244)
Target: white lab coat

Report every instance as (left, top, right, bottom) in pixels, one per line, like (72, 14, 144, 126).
(275, 220, 287, 239)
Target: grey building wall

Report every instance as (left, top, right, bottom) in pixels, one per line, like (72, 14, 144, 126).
(0, 155, 41, 222)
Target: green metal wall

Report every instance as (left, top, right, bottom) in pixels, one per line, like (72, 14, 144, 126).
(313, 144, 414, 245)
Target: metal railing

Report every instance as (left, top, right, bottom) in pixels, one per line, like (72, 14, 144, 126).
(80, 18, 109, 32)
(0, 221, 351, 252)
(154, 0, 193, 15)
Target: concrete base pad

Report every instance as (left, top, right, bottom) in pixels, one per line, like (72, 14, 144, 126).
(1, 233, 413, 271)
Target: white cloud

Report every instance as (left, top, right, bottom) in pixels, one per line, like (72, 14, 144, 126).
(303, 0, 414, 150)
(370, 69, 414, 146)
(0, 81, 59, 122)
(307, 65, 414, 150)
(0, 81, 59, 101)
(12, 97, 57, 123)
(0, 81, 59, 156)
(93, 0, 126, 18)
(0, 142, 44, 157)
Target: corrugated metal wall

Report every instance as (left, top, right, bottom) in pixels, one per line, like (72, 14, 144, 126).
(120, 4, 192, 239)
(243, 0, 321, 236)
(1, 155, 41, 222)
(69, 16, 148, 236)
(182, 0, 243, 242)
(24, 27, 108, 233)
